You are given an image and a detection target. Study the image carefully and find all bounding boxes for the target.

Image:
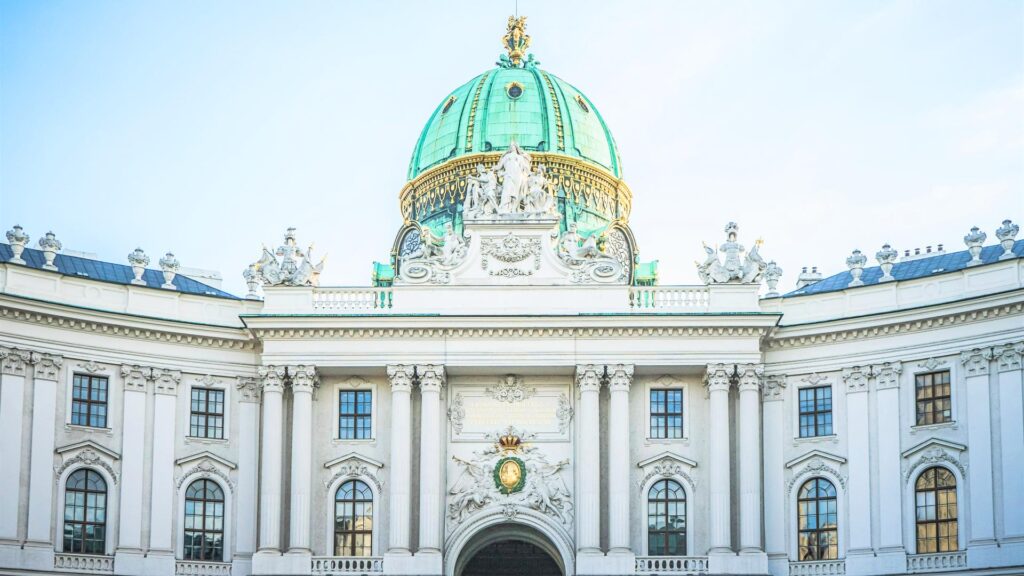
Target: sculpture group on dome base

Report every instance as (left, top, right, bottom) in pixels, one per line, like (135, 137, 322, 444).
(463, 141, 558, 221)
(697, 222, 769, 285)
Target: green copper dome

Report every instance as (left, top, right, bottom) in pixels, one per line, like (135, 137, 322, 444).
(407, 65, 622, 180)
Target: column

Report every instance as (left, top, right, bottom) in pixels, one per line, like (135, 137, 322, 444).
(761, 375, 787, 565)
(874, 363, 904, 552)
(994, 343, 1024, 537)
(607, 364, 634, 555)
(842, 366, 872, 553)
(417, 365, 446, 556)
(386, 365, 415, 555)
(27, 353, 62, 544)
(117, 365, 150, 554)
(257, 366, 286, 553)
(235, 378, 261, 566)
(288, 365, 317, 554)
(575, 364, 602, 554)
(0, 347, 31, 540)
(149, 369, 181, 556)
(706, 363, 733, 553)
(737, 364, 763, 552)
(962, 349, 996, 545)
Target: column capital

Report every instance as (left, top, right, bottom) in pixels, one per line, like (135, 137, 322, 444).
(121, 364, 152, 392)
(236, 377, 261, 403)
(289, 365, 318, 393)
(258, 365, 287, 393)
(417, 364, 446, 393)
(737, 363, 763, 392)
(992, 342, 1023, 373)
(607, 364, 633, 392)
(873, 361, 903, 390)
(762, 374, 787, 402)
(0, 346, 32, 376)
(575, 364, 602, 393)
(960, 347, 993, 377)
(387, 364, 415, 393)
(841, 365, 871, 393)
(704, 363, 733, 392)
(30, 351, 63, 381)
(152, 368, 182, 395)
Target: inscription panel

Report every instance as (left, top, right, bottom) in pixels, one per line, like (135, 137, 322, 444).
(448, 377, 572, 442)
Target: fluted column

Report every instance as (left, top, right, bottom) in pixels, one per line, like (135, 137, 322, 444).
(575, 364, 603, 554)
(607, 364, 634, 555)
(737, 364, 763, 552)
(0, 348, 31, 539)
(257, 366, 286, 552)
(387, 365, 415, 554)
(288, 365, 317, 553)
(26, 353, 62, 544)
(418, 365, 446, 555)
(842, 366, 872, 553)
(706, 363, 733, 553)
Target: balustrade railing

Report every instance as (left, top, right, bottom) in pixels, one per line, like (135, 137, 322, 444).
(54, 553, 114, 573)
(629, 286, 710, 311)
(906, 551, 967, 573)
(175, 560, 232, 576)
(312, 287, 393, 311)
(788, 559, 846, 576)
(311, 556, 385, 574)
(635, 556, 709, 574)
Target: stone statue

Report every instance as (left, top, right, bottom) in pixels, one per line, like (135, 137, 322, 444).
(250, 228, 326, 287)
(524, 164, 556, 215)
(448, 454, 495, 522)
(398, 224, 469, 284)
(464, 164, 498, 218)
(696, 222, 770, 285)
(495, 141, 532, 214)
(441, 222, 467, 265)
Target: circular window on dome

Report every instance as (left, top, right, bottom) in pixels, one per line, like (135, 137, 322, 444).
(441, 95, 457, 114)
(505, 82, 524, 100)
(575, 95, 590, 113)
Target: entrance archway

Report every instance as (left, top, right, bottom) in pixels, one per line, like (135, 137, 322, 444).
(453, 523, 566, 576)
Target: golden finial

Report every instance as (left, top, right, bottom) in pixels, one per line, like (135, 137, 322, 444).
(502, 15, 530, 67)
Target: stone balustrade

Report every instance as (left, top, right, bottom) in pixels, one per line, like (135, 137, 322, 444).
(174, 560, 233, 575)
(312, 287, 393, 311)
(788, 559, 846, 576)
(635, 556, 709, 574)
(906, 551, 968, 573)
(53, 553, 114, 573)
(629, 286, 711, 311)
(311, 556, 385, 574)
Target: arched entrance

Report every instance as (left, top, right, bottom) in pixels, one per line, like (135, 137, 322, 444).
(453, 524, 565, 576)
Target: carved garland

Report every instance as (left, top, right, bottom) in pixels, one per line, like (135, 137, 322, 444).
(323, 459, 383, 493)
(787, 457, 847, 492)
(480, 233, 542, 277)
(902, 447, 967, 485)
(449, 393, 466, 434)
(55, 449, 119, 485)
(556, 393, 573, 433)
(176, 460, 235, 492)
(638, 458, 697, 492)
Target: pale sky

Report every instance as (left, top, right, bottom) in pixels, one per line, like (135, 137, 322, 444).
(2, 1, 1022, 295)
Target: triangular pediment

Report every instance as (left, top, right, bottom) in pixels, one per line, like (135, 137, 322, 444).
(175, 451, 236, 470)
(785, 449, 846, 469)
(902, 438, 966, 459)
(637, 452, 698, 470)
(55, 440, 120, 461)
(324, 452, 384, 470)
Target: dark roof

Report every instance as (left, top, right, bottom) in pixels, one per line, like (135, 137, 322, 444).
(0, 244, 239, 299)
(784, 240, 1023, 298)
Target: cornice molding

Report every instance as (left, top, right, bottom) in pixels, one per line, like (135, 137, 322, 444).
(249, 325, 771, 340)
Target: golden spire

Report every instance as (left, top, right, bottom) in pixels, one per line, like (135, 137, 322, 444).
(502, 15, 530, 67)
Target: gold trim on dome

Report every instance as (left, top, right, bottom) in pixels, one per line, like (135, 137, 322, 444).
(465, 72, 490, 152)
(540, 72, 565, 151)
(575, 94, 590, 113)
(441, 95, 457, 114)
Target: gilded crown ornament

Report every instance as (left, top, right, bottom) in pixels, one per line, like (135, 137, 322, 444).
(497, 433, 522, 453)
(501, 15, 531, 67)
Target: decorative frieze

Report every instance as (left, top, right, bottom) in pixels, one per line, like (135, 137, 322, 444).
(737, 363, 763, 392)
(257, 365, 287, 392)
(917, 357, 948, 371)
(487, 374, 528, 402)
(960, 348, 993, 377)
(75, 360, 108, 374)
(607, 364, 634, 392)
(763, 374, 787, 401)
(873, 362, 902, 390)
(802, 372, 829, 386)
(417, 364, 446, 392)
(236, 377, 260, 403)
(705, 363, 733, 392)
(575, 364, 602, 394)
(386, 364, 415, 392)
(992, 342, 1023, 372)
(841, 366, 871, 393)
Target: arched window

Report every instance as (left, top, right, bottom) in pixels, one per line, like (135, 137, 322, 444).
(647, 479, 686, 555)
(915, 467, 958, 553)
(63, 469, 107, 554)
(183, 479, 225, 561)
(334, 480, 373, 556)
(797, 478, 838, 560)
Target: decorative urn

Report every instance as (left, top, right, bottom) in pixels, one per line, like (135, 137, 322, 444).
(875, 243, 898, 282)
(127, 248, 150, 285)
(764, 261, 783, 298)
(243, 263, 261, 299)
(963, 226, 986, 266)
(37, 231, 62, 271)
(5, 225, 29, 265)
(995, 219, 1019, 260)
(846, 249, 868, 287)
(159, 252, 179, 289)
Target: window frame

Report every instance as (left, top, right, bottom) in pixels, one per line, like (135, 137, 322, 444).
(70, 373, 109, 429)
(796, 477, 839, 561)
(797, 385, 834, 438)
(62, 468, 108, 555)
(334, 479, 374, 557)
(182, 478, 226, 562)
(914, 370, 952, 427)
(646, 478, 687, 556)
(914, 466, 958, 554)
(333, 378, 376, 442)
(644, 377, 689, 442)
(338, 389, 373, 441)
(189, 387, 226, 440)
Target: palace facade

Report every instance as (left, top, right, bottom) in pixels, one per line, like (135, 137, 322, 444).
(1, 16, 1022, 576)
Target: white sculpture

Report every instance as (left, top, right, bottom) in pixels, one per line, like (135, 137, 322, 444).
(38, 231, 62, 271)
(876, 244, 898, 282)
(524, 164, 557, 215)
(846, 249, 867, 287)
(764, 261, 783, 297)
(996, 219, 1019, 260)
(5, 225, 29, 265)
(441, 222, 468, 266)
(495, 141, 532, 214)
(696, 222, 768, 284)
(250, 228, 325, 287)
(398, 223, 469, 284)
(464, 164, 499, 218)
(242, 264, 261, 299)
(963, 226, 986, 266)
(557, 223, 598, 262)
(127, 248, 149, 285)
(159, 252, 179, 289)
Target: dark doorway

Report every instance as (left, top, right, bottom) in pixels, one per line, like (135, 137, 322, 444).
(461, 539, 562, 576)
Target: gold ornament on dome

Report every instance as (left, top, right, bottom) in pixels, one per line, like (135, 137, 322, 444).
(503, 15, 531, 67)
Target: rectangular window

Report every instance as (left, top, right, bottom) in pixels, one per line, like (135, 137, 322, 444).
(189, 388, 225, 439)
(798, 386, 833, 438)
(649, 389, 683, 439)
(916, 371, 952, 426)
(339, 390, 372, 440)
(71, 374, 108, 428)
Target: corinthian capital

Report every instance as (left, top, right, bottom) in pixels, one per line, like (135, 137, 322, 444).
(873, 361, 902, 390)
(704, 363, 733, 392)
(762, 374, 787, 402)
(289, 365, 318, 393)
(258, 365, 287, 392)
(387, 365, 415, 393)
(841, 365, 871, 393)
(737, 363, 764, 392)
(121, 364, 153, 392)
(575, 364, 603, 394)
(151, 368, 182, 395)
(0, 347, 32, 376)
(417, 364, 446, 393)
(607, 364, 634, 392)
(31, 352, 63, 381)
(992, 342, 1023, 373)
(960, 348, 993, 377)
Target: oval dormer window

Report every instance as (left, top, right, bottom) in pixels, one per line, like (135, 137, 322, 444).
(506, 82, 524, 100)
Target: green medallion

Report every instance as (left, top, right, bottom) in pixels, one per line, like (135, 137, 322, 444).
(494, 456, 527, 495)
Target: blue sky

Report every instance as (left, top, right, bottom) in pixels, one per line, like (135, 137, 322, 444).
(2, 0, 1021, 294)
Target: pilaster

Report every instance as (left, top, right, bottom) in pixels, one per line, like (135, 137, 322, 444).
(417, 364, 446, 573)
(761, 374, 788, 575)
(149, 368, 181, 558)
(235, 377, 261, 568)
(386, 365, 415, 556)
(873, 362, 906, 568)
(841, 366, 872, 560)
(705, 363, 733, 556)
(26, 353, 62, 546)
(737, 363, 765, 561)
(961, 348, 996, 546)
(993, 343, 1024, 538)
(255, 365, 286, 558)
(0, 347, 30, 541)
(288, 365, 318, 556)
(607, 364, 634, 558)
(575, 364, 603, 566)
(116, 364, 150, 561)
